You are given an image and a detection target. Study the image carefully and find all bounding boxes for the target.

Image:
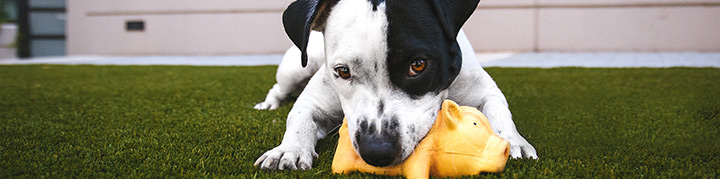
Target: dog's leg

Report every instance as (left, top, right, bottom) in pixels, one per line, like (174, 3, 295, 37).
(255, 32, 325, 110)
(254, 46, 311, 110)
(451, 68, 538, 159)
(254, 66, 343, 170)
(480, 87, 538, 159)
(450, 30, 538, 159)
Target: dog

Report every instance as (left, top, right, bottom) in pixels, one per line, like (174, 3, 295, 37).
(254, 0, 538, 170)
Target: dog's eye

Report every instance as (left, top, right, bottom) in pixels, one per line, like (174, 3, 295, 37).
(409, 59, 426, 77)
(335, 66, 351, 79)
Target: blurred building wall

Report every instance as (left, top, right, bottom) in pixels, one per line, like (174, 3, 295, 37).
(67, 0, 720, 56)
(468, 0, 720, 52)
(67, 0, 290, 56)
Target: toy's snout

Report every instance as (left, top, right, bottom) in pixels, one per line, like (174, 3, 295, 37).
(355, 131, 401, 167)
(485, 135, 511, 169)
(500, 142, 510, 158)
(495, 136, 510, 159)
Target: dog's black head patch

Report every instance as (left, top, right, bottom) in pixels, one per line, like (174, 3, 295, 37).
(384, 0, 479, 97)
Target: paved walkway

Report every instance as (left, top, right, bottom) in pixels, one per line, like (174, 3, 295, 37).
(1, 52, 719, 68)
(477, 52, 720, 68)
(0, 55, 284, 66)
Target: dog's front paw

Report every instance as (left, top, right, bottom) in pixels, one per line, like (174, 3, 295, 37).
(254, 101, 280, 110)
(506, 135, 538, 159)
(254, 145, 318, 170)
(510, 142, 538, 159)
(254, 84, 287, 110)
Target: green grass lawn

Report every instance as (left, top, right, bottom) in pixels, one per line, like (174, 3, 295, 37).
(1, 65, 719, 178)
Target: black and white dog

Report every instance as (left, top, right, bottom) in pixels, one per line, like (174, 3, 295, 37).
(254, 0, 537, 170)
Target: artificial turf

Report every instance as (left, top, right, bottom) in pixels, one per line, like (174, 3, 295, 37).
(1, 65, 718, 178)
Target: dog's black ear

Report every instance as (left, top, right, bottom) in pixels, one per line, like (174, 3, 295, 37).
(283, 0, 337, 67)
(428, 0, 479, 89)
(430, 0, 480, 40)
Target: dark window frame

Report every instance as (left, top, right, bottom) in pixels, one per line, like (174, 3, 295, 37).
(17, 1, 66, 58)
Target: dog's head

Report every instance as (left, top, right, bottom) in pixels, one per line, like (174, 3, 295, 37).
(283, 0, 479, 167)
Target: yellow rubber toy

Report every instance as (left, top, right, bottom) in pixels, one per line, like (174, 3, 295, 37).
(332, 100, 510, 179)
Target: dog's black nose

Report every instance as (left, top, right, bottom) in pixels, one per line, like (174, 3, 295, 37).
(356, 133, 401, 167)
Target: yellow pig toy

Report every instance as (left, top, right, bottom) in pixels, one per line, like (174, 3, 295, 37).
(332, 100, 510, 179)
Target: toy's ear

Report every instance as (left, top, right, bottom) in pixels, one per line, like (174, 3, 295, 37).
(283, 0, 338, 67)
(441, 100, 463, 130)
(430, 0, 480, 41)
